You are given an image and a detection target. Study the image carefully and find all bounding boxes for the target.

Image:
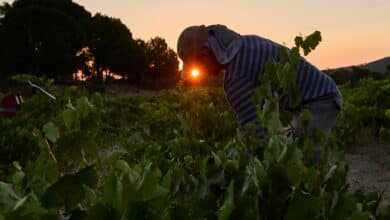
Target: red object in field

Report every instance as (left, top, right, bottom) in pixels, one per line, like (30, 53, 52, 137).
(1, 93, 24, 118)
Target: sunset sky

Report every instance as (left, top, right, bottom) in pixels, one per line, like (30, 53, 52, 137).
(5, 0, 390, 69)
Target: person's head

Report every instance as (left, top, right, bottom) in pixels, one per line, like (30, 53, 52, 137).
(177, 25, 223, 80)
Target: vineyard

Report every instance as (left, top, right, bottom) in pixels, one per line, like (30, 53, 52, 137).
(1, 34, 390, 220)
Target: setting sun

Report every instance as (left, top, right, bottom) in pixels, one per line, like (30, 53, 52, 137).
(191, 69, 200, 78)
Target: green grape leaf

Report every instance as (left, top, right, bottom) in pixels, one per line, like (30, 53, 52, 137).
(41, 166, 98, 209)
(135, 163, 169, 202)
(0, 182, 19, 208)
(62, 109, 79, 130)
(42, 122, 59, 143)
(218, 181, 235, 220)
(284, 193, 321, 220)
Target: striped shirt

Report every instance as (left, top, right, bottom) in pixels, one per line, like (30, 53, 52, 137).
(219, 35, 342, 138)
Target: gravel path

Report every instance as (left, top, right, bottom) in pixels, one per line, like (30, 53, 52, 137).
(346, 142, 390, 209)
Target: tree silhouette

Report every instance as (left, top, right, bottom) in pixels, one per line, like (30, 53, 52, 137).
(86, 13, 147, 84)
(0, 2, 11, 18)
(138, 37, 179, 89)
(0, 0, 91, 79)
(0, 0, 175, 88)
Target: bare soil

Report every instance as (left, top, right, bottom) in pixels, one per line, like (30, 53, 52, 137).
(346, 142, 390, 209)
(105, 84, 159, 97)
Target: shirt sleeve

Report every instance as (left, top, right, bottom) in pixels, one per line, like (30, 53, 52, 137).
(224, 76, 265, 139)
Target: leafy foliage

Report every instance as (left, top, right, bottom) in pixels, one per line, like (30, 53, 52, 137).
(0, 33, 389, 219)
(137, 37, 180, 89)
(326, 66, 388, 85)
(0, 0, 90, 79)
(0, 0, 165, 88)
(334, 78, 390, 145)
(294, 31, 322, 56)
(86, 13, 147, 83)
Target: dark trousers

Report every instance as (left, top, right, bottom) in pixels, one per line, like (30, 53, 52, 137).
(291, 96, 341, 165)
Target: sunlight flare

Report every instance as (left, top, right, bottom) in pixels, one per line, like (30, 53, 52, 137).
(191, 69, 200, 78)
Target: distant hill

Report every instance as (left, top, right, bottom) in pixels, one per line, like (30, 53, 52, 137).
(324, 56, 390, 85)
(325, 56, 390, 74)
(360, 57, 390, 73)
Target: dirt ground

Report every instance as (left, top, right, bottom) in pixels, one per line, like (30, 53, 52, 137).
(346, 142, 390, 209)
(103, 83, 159, 97)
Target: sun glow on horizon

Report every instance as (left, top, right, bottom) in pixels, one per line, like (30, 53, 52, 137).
(73, 70, 124, 81)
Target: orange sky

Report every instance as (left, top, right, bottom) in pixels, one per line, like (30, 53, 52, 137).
(6, 0, 390, 69)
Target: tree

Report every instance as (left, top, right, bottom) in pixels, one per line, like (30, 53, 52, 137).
(139, 37, 180, 89)
(128, 40, 148, 84)
(0, 0, 91, 80)
(86, 13, 147, 84)
(0, 2, 11, 19)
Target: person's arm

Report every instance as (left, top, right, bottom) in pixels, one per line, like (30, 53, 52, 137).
(224, 75, 265, 139)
